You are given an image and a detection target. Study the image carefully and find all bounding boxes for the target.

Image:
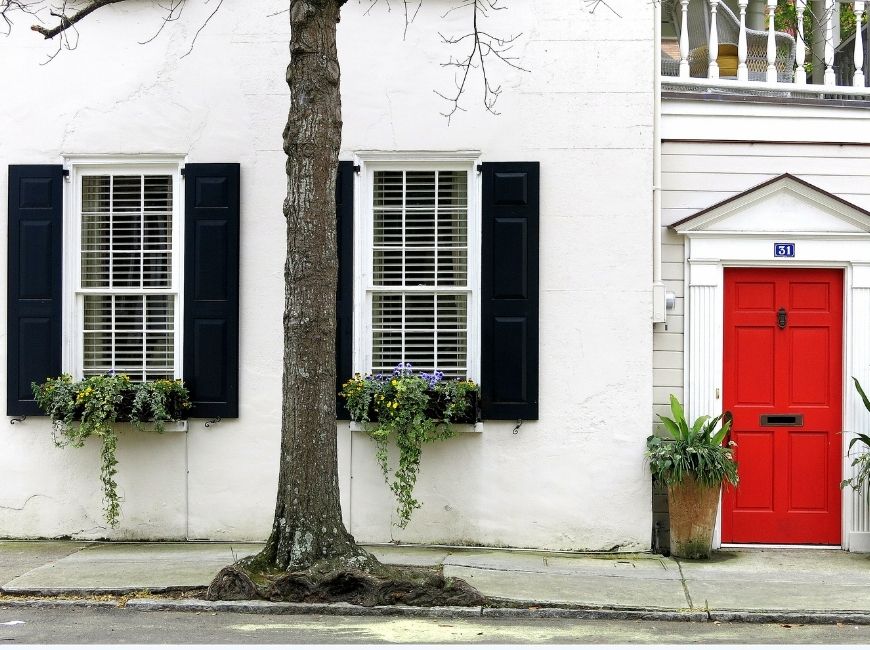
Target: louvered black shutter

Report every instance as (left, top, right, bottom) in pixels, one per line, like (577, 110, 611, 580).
(336, 161, 354, 419)
(183, 164, 240, 418)
(480, 162, 540, 420)
(7, 165, 64, 416)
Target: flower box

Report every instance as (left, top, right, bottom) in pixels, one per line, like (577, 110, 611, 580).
(71, 389, 190, 424)
(362, 389, 479, 425)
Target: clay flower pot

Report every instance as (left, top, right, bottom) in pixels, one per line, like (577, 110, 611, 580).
(667, 474, 721, 560)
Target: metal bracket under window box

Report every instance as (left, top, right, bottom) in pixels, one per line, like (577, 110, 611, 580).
(349, 421, 483, 434)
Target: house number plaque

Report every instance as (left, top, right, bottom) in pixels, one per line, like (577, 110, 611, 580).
(774, 243, 795, 258)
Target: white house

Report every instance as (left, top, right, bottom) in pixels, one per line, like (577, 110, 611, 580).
(1, 0, 869, 554)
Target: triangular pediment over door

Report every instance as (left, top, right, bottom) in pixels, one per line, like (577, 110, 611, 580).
(672, 173, 870, 235)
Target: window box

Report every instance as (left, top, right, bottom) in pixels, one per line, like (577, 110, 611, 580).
(64, 387, 191, 425)
(354, 389, 480, 426)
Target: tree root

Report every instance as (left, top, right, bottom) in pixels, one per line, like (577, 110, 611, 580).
(206, 562, 484, 607)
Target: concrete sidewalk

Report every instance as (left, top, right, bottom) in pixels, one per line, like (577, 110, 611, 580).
(1, 541, 869, 623)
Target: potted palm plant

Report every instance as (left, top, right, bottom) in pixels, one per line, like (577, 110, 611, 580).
(646, 395, 738, 559)
(841, 378, 870, 497)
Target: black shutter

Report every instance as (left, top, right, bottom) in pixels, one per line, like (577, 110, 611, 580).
(7, 165, 64, 416)
(183, 163, 240, 418)
(336, 162, 355, 419)
(480, 162, 540, 420)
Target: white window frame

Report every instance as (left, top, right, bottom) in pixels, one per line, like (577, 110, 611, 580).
(352, 151, 482, 381)
(63, 156, 186, 380)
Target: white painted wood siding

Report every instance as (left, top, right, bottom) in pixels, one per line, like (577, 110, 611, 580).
(654, 139, 870, 432)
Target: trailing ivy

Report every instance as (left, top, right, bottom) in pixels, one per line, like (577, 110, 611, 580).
(341, 363, 479, 528)
(32, 374, 191, 528)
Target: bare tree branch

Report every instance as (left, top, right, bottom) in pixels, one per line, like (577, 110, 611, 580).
(1, 0, 43, 37)
(139, 0, 185, 45)
(436, 0, 527, 121)
(584, 0, 621, 18)
(180, 0, 221, 57)
(30, 0, 127, 39)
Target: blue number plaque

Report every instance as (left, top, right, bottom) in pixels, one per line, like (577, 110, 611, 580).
(774, 243, 795, 258)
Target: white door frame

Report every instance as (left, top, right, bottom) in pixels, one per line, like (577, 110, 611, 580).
(680, 234, 870, 551)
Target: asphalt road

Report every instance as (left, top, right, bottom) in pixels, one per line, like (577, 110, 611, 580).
(0, 609, 869, 644)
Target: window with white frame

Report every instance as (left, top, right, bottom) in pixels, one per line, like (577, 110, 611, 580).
(73, 166, 181, 381)
(360, 162, 478, 379)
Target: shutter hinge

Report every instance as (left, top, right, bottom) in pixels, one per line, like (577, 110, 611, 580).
(476, 164, 483, 173)
(61, 169, 69, 177)
(353, 165, 361, 174)
(180, 166, 186, 177)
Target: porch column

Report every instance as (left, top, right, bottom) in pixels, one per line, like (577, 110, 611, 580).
(848, 264, 870, 552)
(811, 0, 827, 83)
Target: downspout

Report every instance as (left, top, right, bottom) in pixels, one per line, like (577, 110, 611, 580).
(653, 0, 666, 324)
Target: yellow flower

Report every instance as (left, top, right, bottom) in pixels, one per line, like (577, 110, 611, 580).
(391, 379, 397, 386)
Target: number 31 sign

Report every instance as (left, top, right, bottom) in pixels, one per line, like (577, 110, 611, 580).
(774, 243, 795, 258)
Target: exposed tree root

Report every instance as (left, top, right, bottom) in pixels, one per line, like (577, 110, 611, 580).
(206, 561, 484, 607)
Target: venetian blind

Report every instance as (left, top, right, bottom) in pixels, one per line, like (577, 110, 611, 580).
(80, 174, 175, 380)
(370, 169, 469, 377)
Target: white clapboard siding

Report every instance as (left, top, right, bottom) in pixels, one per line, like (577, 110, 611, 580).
(653, 140, 870, 434)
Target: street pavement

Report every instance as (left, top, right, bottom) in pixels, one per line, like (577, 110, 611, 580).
(1, 541, 869, 623)
(1, 610, 869, 644)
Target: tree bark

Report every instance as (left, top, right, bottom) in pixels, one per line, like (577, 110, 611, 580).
(253, 0, 374, 572)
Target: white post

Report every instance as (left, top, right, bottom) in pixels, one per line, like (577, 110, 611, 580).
(738, 0, 749, 81)
(825, 0, 836, 85)
(854, 0, 866, 87)
(709, 0, 721, 79)
(679, 0, 690, 78)
(766, 0, 778, 82)
(796, 0, 808, 84)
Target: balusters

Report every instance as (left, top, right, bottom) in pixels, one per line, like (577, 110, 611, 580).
(825, 0, 836, 85)
(766, 0, 778, 82)
(796, 0, 807, 84)
(854, 0, 866, 87)
(708, 0, 720, 79)
(738, 0, 749, 81)
(679, 0, 690, 78)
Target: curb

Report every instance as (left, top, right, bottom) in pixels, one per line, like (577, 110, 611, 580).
(2, 596, 870, 624)
(0, 592, 870, 625)
(0, 597, 706, 621)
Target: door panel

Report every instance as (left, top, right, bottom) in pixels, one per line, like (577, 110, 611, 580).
(735, 327, 775, 405)
(722, 268, 842, 544)
(733, 431, 775, 511)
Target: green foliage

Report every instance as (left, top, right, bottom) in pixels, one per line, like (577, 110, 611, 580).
(341, 364, 478, 528)
(32, 374, 191, 527)
(646, 394, 739, 488)
(841, 377, 870, 496)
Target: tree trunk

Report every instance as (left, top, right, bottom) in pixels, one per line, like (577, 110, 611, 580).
(255, 0, 374, 572)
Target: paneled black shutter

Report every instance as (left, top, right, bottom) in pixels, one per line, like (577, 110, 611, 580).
(480, 162, 540, 420)
(183, 163, 240, 418)
(336, 161, 354, 419)
(7, 165, 64, 416)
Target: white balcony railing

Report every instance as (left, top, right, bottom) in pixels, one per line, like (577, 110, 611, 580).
(662, 0, 870, 100)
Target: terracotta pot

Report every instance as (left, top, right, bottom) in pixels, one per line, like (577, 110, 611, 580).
(667, 475, 721, 559)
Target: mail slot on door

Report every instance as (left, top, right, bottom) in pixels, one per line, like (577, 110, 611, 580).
(760, 414, 804, 427)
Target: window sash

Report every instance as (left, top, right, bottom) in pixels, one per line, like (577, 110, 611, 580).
(359, 162, 479, 380)
(66, 162, 184, 380)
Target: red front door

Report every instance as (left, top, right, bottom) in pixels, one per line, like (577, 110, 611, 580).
(722, 268, 843, 544)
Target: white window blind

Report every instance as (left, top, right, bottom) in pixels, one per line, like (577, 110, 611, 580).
(370, 169, 469, 377)
(79, 173, 176, 380)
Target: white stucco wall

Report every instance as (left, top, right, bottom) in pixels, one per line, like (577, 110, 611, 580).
(0, 0, 654, 550)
